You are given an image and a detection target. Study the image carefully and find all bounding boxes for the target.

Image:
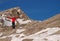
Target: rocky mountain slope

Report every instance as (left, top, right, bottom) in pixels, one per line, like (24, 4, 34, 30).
(0, 7, 60, 41)
(23, 14, 60, 35)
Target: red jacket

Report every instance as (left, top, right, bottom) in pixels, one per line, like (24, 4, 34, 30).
(11, 18, 16, 22)
(7, 17, 19, 22)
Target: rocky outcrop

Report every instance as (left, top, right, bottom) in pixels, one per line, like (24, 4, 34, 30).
(0, 7, 29, 28)
(0, 7, 29, 20)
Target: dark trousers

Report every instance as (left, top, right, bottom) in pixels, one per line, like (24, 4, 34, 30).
(12, 22, 15, 29)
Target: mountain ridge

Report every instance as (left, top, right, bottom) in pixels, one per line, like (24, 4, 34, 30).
(0, 7, 60, 41)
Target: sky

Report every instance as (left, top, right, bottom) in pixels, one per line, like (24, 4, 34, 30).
(0, 0, 60, 20)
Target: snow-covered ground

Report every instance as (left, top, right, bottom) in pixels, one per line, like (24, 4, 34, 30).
(11, 27, 60, 41)
(0, 27, 60, 41)
(0, 14, 60, 41)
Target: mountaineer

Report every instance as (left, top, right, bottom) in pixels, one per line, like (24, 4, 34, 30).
(7, 15, 19, 29)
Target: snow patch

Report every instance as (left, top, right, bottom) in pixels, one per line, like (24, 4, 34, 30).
(0, 33, 3, 37)
(11, 36, 21, 41)
(19, 27, 23, 29)
(16, 29, 25, 33)
(17, 19, 31, 24)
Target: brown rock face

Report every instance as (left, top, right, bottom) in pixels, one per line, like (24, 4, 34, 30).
(0, 37, 11, 41)
(22, 39, 33, 41)
(43, 14, 60, 27)
(0, 7, 29, 20)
